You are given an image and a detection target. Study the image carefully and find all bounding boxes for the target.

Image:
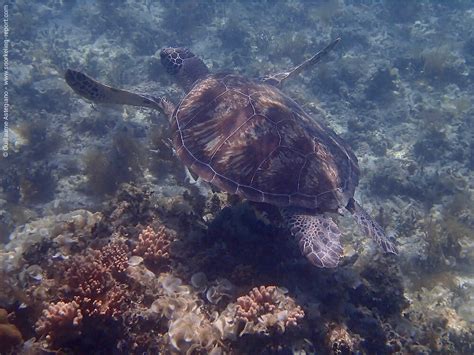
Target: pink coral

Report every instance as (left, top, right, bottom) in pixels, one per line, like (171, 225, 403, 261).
(133, 225, 172, 264)
(64, 253, 112, 298)
(99, 239, 130, 276)
(235, 286, 304, 333)
(61, 246, 130, 320)
(35, 301, 83, 344)
(236, 286, 277, 322)
(84, 284, 128, 319)
(34, 238, 135, 347)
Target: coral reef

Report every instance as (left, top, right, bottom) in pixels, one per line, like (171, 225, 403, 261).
(60, 251, 129, 321)
(133, 225, 173, 267)
(31, 240, 133, 348)
(0, 308, 23, 353)
(233, 285, 305, 335)
(35, 301, 83, 345)
(325, 322, 358, 355)
(0, 183, 472, 353)
(149, 273, 222, 353)
(99, 240, 130, 276)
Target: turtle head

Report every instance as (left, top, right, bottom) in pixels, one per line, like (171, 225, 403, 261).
(160, 47, 209, 90)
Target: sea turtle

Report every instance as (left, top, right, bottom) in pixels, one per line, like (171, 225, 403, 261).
(65, 38, 397, 268)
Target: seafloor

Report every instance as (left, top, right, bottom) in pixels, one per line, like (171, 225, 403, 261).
(0, 0, 473, 354)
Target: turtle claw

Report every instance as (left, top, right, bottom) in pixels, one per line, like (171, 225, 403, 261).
(346, 198, 398, 255)
(283, 209, 343, 268)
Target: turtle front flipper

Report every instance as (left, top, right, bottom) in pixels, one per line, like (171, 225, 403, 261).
(346, 198, 398, 255)
(262, 38, 341, 87)
(282, 209, 343, 268)
(65, 69, 174, 116)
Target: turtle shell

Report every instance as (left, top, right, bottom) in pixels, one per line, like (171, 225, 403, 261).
(172, 74, 359, 211)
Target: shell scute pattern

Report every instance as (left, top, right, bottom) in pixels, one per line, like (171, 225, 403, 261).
(212, 115, 281, 185)
(173, 73, 358, 210)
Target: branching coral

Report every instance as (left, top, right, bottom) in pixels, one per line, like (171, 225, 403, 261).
(62, 247, 132, 320)
(99, 239, 130, 276)
(133, 225, 173, 265)
(35, 301, 83, 344)
(86, 284, 128, 319)
(34, 239, 133, 346)
(234, 286, 304, 335)
(64, 253, 113, 299)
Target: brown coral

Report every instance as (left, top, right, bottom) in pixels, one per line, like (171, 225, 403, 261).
(34, 236, 135, 349)
(326, 322, 358, 355)
(35, 301, 83, 344)
(62, 248, 133, 320)
(99, 239, 130, 276)
(236, 286, 277, 322)
(84, 284, 128, 319)
(0, 308, 23, 352)
(133, 225, 172, 265)
(235, 286, 304, 334)
(64, 253, 112, 298)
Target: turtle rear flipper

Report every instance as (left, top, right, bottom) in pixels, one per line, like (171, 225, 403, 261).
(283, 209, 343, 268)
(346, 198, 398, 254)
(65, 69, 173, 114)
(263, 38, 341, 87)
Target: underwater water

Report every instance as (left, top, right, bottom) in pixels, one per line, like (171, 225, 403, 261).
(0, 0, 473, 353)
